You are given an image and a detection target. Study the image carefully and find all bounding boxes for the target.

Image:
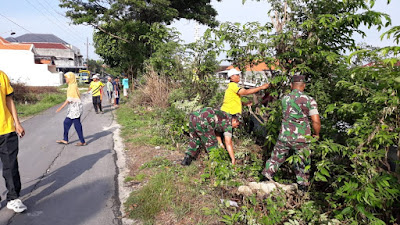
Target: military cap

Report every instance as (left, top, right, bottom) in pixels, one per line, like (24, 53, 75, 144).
(291, 75, 306, 83)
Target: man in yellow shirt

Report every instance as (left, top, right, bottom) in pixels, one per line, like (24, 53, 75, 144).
(0, 70, 28, 213)
(88, 74, 105, 114)
(221, 68, 270, 115)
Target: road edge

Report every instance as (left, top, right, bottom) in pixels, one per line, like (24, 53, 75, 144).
(111, 111, 139, 225)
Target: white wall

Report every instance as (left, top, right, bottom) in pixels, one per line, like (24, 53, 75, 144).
(0, 49, 63, 86)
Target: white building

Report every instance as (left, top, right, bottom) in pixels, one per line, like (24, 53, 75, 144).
(0, 37, 63, 86)
(6, 33, 84, 73)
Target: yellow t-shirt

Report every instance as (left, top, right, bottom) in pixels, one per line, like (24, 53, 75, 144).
(0, 71, 16, 135)
(90, 81, 104, 97)
(221, 82, 242, 115)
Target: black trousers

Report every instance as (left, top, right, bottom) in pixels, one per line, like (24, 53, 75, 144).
(0, 132, 21, 201)
(92, 96, 102, 112)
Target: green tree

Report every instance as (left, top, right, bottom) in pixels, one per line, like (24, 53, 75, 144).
(209, 0, 400, 223)
(59, 0, 222, 78)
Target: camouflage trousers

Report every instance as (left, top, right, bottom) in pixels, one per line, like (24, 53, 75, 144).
(185, 114, 218, 158)
(264, 140, 311, 186)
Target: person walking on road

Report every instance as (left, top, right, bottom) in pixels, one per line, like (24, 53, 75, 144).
(0, 70, 28, 213)
(113, 77, 121, 107)
(181, 107, 241, 166)
(122, 75, 129, 99)
(56, 72, 86, 146)
(221, 68, 270, 115)
(106, 76, 114, 104)
(88, 74, 104, 114)
(263, 75, 321, 191)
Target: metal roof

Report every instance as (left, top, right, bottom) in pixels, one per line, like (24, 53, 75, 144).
(5, 33, 68, 44)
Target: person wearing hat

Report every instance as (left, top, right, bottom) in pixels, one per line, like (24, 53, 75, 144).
(87, 74, 105, 114)
(221, 68, 270, 115)
(181, 107, 241, 166)
(263, 75, 321, 191)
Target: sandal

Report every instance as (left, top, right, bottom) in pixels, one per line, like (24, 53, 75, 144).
(56, 140, 68, 145)
(75, 142, 87, 146)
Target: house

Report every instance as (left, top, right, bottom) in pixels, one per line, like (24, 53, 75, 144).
(0, 37, 63, 86)
(6, 33, 84, 73)
(216, 62, 276, 88)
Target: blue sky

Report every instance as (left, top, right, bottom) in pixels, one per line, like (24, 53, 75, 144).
(1, 0, 399, 61)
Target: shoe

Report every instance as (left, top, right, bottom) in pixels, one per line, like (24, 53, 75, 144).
(7, 199, 27, 213)
(101, 111, 104, 114)
(75, 142, 87, 146)
(181, 155, 193, 166)
(56, 140, 68, 145)
(95, 111, 99, 114)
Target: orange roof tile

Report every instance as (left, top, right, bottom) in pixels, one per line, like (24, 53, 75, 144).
(227, 62, 278, 71)
(0, 37, 33, 50)
(27, 42, 68, 49)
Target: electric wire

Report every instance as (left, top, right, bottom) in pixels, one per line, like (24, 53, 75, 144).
(23, 0, 83, 45)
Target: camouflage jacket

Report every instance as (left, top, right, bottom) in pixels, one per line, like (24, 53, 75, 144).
(191, 107, 233, 137)
(278, 89, 319, 143)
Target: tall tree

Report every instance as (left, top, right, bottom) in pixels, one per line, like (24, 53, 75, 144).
(59, 0, 222, 76)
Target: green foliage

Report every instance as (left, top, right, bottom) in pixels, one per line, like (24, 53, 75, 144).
(16, 93, 65, 117)
(124, 176, 135, 183)
(87, 59, 105, 73)
(160, 105, 189, 144)
(125, 171, 175, 223)
(60, 0, 221, 77)
(202, 147, 240, 187)
(139, 157, 172, 170)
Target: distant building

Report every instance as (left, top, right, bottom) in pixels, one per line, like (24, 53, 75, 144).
(0, 37, 63, 86)
(6, 33, 84, 73)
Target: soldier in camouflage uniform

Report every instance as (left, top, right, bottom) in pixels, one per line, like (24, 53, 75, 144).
(181, 107, 240, 166)
(263, 75, 321, 189)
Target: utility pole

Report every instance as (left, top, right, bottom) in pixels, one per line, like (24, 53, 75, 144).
(86, 37, 89, 70)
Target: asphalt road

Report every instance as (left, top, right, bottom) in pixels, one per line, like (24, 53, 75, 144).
(0, 93, 122, 225)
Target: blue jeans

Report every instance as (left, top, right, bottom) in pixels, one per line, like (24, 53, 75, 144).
(63, 117, 85, 143)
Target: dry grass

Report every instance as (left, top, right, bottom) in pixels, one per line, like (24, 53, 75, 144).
(131, 65, 175, 108)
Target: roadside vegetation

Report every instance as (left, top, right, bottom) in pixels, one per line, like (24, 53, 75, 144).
(12, 83, 65, 118)
(62, 0, 400, 224)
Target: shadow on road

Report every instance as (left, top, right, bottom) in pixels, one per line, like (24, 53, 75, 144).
(83, 128, 116, 145)
(7, 178, 117, 225)
(20, 149, 111, 206)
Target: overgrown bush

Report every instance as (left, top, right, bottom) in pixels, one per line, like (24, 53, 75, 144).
(130, 65, 174, 108)
(12, 83, 60, 104)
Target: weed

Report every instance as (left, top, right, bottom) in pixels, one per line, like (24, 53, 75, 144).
(125, 171, 176, 223)
(16, 93, 65, 117)
(134, 173, 146, 182)
(124, 176, 135, 183)
(140, 157, 172, 169)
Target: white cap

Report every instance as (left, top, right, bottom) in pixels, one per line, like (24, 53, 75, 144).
(92, 74, 99, 79)
(227, 69, 241, 78)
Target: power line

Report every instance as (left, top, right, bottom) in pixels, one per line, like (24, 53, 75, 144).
(0, 12, 51, 43)
(23, 0, 83, 45)
(37, 0, 88, 41)
(0, 12, 32, 34)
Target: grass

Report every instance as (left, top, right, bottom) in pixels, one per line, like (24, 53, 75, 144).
(125, 171, 176, 223)
(124, 173, 146, 183)
(116, 105, 171, 147)
(139, 157, 172, 169)
(117, 104, 222, 224)
(16, 92, 65, 117)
